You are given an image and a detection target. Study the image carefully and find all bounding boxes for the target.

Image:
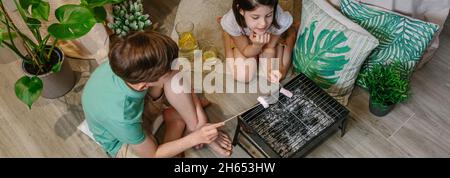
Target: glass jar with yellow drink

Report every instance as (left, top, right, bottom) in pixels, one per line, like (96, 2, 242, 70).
(176, 20, 199, 60)
(202, 46, 219, 62)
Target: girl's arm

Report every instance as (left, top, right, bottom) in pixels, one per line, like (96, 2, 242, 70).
(260, 34, 282, 59)
(266, 34, 281, 49)
(232, 32, 271, 58)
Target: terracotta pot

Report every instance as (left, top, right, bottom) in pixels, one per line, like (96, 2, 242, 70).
(22, 47, 76, 99)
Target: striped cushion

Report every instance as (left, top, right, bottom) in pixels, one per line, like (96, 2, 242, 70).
(339, 0, 440, 89)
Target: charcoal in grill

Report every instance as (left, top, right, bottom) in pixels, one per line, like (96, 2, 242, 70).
(234, 74, 349, 158)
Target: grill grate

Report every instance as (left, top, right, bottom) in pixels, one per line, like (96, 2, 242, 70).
(237, 74, 349, 158)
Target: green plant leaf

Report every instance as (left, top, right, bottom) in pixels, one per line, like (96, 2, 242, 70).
(363, 63, 410, 106)
(51, 61, 62, 73)
(0, 30, 17, 41)
(0, 28, 4, 38)
(0, 29, 3, 47)
(14, 0, 31, 20)
(80, 0, 88, 7)
(0, 8, 4, 19)
(47, 5, 96, 40)
(15, 76, 43, 109)
(31, 1, 50, 21)
(19, 0, 36, 12)
(26, 17, 41, 30)
(110, 0, 125, 4)
(84, 0, 124, 8)
(84, 0, 109, 7)
(92, 6, 107, 23)
(19, 0, 39, 8)
(0, 28, 17, 48)
(19, 0, 48, 20)
(293, 21, 350, 89)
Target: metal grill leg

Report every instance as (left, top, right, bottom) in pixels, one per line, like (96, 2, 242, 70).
(339, 118, 348, 137)
(232, 121, 241, 146)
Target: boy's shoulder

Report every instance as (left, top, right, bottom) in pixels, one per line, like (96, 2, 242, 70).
(82, 61, 138, 121)
(82, 61, 125, 105)
(83, 62, 115, 94)
(88, 61, 116, 85)
(83, 60, 147, 107)
(92, 61, 113, 78)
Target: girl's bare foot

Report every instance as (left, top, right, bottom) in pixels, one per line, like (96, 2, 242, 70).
(208, 131, 233, 157)
(191, 91, 211, 149)
(199, 97, 211, 108)
(174, 151, 185, 158)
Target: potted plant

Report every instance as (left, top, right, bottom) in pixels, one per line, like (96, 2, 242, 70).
(362, 62, 410, 117)
(108, 0, 152, 38)
(0, 0, 124, 108)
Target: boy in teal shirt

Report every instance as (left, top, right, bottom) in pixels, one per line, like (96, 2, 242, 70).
(82, 31, 232, 158)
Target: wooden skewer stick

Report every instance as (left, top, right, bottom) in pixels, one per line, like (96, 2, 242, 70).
(222, 104, 259, 124)
(223, 116, 238, 124)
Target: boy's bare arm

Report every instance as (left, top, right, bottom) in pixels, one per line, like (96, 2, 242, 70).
(130, 123, 224, 158)
(130, 134, 196, 158)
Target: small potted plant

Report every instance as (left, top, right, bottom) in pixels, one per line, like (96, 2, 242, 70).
(362, 62, 410, 117)
(0, 0, 124, 108)
(108, 0, 152, 38)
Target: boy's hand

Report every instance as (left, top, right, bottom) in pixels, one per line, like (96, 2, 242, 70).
(193, 122, 225, 145)
(250, 32, 271, 47)
(193, 121, 207, 150)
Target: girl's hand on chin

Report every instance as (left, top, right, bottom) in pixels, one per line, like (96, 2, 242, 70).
(250, 31, 271, 47)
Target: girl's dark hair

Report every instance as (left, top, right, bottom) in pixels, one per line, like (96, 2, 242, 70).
(109, 31, 178, 84)
(232, 0, 280, 33)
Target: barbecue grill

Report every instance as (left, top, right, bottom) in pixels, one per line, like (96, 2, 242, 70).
(232, 74, 350, 158)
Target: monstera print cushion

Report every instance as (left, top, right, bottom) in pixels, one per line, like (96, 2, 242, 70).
(293, 0, 379, 105)
(339, 0, 440, 89)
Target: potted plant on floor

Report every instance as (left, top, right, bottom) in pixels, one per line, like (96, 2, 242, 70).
(362, 62, 410, 117)
(108, 0, 152, 38)
(0, 0, 123, 108)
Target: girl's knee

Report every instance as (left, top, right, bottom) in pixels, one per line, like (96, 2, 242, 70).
(234, 73, 256, 83)
(234, 65, 257, 83)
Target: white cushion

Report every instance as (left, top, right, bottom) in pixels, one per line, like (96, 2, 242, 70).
(78, 115, 164, 145)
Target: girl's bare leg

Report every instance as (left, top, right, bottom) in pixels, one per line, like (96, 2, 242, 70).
(280, 26, 297, 78)
(165, 90, 232, 156)
(191, 92, 232, 156)
(223, 31, 258, 83)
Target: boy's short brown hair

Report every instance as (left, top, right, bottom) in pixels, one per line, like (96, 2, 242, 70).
(109, 31, 179, 84)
